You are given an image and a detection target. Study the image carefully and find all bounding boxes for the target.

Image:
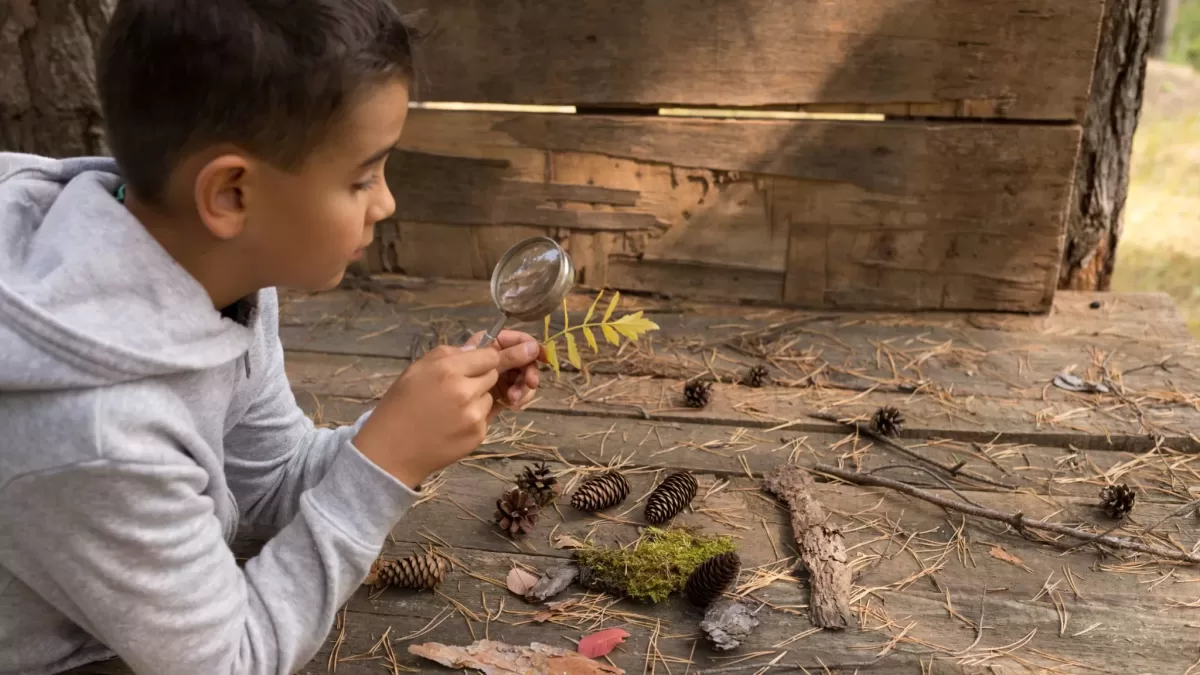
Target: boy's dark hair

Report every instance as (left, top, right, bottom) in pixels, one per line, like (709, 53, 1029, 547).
(97, 0, 416, 205)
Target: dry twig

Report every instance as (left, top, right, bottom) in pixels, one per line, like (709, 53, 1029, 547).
(812, 464, 1200, 564)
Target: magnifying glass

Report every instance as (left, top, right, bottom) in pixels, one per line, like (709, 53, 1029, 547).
(476, 236, 576, 349)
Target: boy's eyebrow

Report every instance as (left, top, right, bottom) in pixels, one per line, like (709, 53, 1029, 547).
(357, 143, 398, 169)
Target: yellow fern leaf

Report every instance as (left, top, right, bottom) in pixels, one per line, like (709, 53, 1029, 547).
(583, 290, 604, 325)
(602, 290, 621, 323)
(545, 341, 560, 375)
(601, 324, 620, 345)
(611, 311, 659, 341)
(565, 333, 581, 369)
(583, 326, 598, 352)
(544, 314, 551, 342)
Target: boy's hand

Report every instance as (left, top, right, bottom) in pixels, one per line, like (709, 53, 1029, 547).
(463, 329, 546, 418)
(352, 337, 541, 489)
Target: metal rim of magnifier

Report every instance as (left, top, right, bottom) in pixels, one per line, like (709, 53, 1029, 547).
(488, 236, 576, 322)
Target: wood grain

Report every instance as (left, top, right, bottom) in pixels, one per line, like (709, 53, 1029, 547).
(375, 109, 1083, 311)
(397, 0, 1104, 121)
(76, 460, 1199, 673)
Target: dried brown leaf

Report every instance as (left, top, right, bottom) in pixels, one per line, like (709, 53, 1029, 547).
(989, 545, 1033, 573)
(506, 568, 540, 596)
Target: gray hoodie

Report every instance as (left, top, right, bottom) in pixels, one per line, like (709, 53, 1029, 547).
(0, 152, 418, 675)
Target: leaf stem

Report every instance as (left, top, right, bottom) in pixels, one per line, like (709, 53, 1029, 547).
(543, 322, 615, 343)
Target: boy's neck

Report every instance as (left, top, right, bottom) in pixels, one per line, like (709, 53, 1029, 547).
(124, 192, 256, 311)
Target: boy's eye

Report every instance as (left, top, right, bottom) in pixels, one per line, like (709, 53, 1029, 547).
(352, 176, 379, 192)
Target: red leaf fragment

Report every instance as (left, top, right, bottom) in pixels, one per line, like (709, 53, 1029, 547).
(577, 627, 631, 659)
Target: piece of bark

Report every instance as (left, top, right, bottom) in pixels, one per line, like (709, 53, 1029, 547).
(409, 639, 624, 675)
(762, 465, 853, 630)
(526, 563, 579, 603)
(699, 599, 760, 651)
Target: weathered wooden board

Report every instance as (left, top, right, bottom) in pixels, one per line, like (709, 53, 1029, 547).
(70, 537, 1200, 674)
(280, 294, 1199, 403)
(398, 0, 1104, 121)
(371, 109, 1082, 311)
(294, 391, 1200, 506)
(289, 283, 1196, 342)
(278, 282, 1200, 452)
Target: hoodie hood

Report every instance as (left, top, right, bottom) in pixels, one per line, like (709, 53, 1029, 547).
(0, 152, 255, 390)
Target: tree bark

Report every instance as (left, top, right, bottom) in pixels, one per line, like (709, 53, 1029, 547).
(1059, 0, 1161, 291)
(0, 0, 113, 157)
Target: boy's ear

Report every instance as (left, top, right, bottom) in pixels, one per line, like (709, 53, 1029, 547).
(194, 154, 251, 240)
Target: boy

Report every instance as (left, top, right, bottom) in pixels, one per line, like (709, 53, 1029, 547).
(0, 1, 545, 673)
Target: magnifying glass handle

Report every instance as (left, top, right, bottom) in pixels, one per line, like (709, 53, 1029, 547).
(475, 314, 508, 349)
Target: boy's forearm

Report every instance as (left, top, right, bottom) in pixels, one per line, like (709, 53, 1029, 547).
(0, 440, 414, 675)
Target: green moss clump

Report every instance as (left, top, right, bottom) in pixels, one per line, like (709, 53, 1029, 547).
(575, 527, 736, 603)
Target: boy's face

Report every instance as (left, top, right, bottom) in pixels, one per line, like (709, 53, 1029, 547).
(240, 77, 409, 292)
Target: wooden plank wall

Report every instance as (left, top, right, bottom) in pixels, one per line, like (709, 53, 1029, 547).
(366, 0, 1107, 312)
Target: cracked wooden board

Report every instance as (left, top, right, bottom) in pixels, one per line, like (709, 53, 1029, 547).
(397, 0, 1103, 121)
(373, 109, 1082, 311)
(286, 350, 1200, 454)
(282, 283, 1195, 343)
(238, 455, 1200, 605)
(296, 393, 1200, 503)
(279, 285, 1199, 405)
(83, 518, 1199, 675)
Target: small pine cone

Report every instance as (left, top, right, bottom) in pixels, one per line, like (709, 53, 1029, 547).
(1100, 483, 1136, 519)
(644, 472, 698, 525)
(870, 406, 905, 437)
(370, 554, 448, 590)
(570, 471, 630, 512)
(516, 461, 560, 508)
(685, 552, 741, 607)
(494, 488, 540, 537)
(745, 364, 769, 388)
(684, 379, 713, 409)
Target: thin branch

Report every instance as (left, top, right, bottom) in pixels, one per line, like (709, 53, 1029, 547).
(811, 464, 1200, 565)
(809, 412, 1018, 490)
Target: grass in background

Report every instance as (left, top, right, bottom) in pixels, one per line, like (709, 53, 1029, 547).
(1112, 55, 1200, 337)
(1167, 0, 1200, 70)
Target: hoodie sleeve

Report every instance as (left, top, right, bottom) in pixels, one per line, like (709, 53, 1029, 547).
(223, 288, 390, 532)
(0, 390, 414, 675)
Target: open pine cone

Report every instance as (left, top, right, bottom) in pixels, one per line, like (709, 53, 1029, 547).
(684, 379, 713, 408)
(870, 406, 905, 437)
(1100, 483, 1136, 519)
(516, 461, 560, 507)
(685, 552, 741, 607)
(494, 488, 540, 537)
(744, 364, 769, 388)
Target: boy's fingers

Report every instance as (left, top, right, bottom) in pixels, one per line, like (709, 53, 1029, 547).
(495, 340, 541, 372)
(447, 346, 503, 376)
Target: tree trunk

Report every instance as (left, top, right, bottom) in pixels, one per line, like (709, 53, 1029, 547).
(1059, 0, 1161, 291)
(1151, 0, 1179, 58)
(0, 0, 113, 157)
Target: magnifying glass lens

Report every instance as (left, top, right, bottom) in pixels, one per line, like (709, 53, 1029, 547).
(495, 239, 565, 316)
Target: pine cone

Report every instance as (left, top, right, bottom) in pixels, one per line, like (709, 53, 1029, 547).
(516, 461, 560, 508)
(744, 364, 769, 388)
(369, 554, 448, 590)
(570, 471, 630, 512)
(685, 552, 741, 607)
(684, 379, 713, 408)
(494, 488, 540, 537)
(644, 472, 697, 525)
(1100, 483, 1136, 519)
(870, 406, 905, 437)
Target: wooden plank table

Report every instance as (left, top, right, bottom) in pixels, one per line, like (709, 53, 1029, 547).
(73, 279, 1200, 674)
